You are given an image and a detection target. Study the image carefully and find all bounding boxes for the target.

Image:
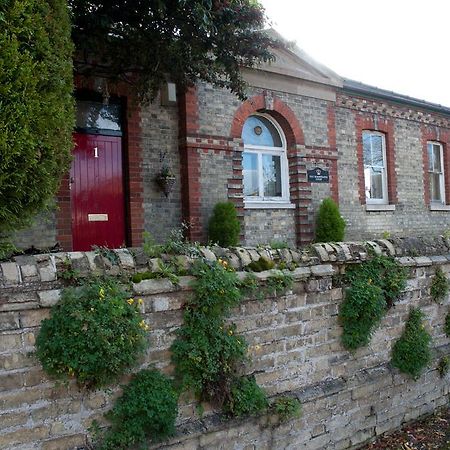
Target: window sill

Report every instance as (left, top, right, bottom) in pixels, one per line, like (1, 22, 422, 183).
(365, 204, 396, 212)
(245, 201, 295, 209)
(430, 204, 450, 211)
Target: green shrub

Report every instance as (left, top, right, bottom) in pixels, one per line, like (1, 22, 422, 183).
(340, 279, 385, 350)
(0, 0, 74, 235)
(270, 396, 302, 422)
(445, 313, 450, 338)
(223, 376, 268, 418)
(430, 267, 449, 302)
(391, 308, 432, 379)
(246, 256, 275, 272)
(208, 202, 240, 247)
(35, 279, 147, 388)
(438, 356, 450, 378)
(98, 369, 178, 450)
(315, 197, 345, 243)
(171, 260, 246, 402)
(345, 255, 407, 309)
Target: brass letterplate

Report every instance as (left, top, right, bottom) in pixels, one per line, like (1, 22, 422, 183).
(88, 214, 108, 222)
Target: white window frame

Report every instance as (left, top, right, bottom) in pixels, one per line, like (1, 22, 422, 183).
(428, 141, 446, 205)
(242, 114, 291, 208)
(363, 131, 389, 205)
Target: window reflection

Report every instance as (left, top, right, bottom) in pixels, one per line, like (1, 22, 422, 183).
(243, 153, 259, 196)
(76, 101, 121, 131)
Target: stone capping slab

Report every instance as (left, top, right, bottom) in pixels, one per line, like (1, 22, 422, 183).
(2, 237, 450, 286)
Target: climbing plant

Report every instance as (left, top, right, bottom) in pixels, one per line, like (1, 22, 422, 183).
(391, 308, 432, 379)
(339, 255, 407, 350)
(430, 267, 449, 302)
(171, 259, 267, 415)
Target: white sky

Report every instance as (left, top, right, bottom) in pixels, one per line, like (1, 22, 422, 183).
(259, 0, 450, 108)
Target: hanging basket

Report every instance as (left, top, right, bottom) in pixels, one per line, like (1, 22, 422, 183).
(156, 175, 176, 197)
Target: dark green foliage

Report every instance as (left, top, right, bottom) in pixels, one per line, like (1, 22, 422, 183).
(437, 356, 449, 378)
(69, 0, 278, 101)
(35, 279, 147, 388)
(340, 255, 407, 350)
(270, 396, 302, 422)
(340, 279, 385, 350)
(246, 256, 275, 272)
(0, 0, 74, 235)
(171, 260, 248, 404)
(315, 198, 346, 243)
(208, 202, 241, 247)
(345, 255, 408, 309)
(223, 376, 268, 417)
(391, 308, 432, 379)
(98, 369, 178, 450)
(266, 272, 294, 297)
(430, 267, 449, 302)
(445, 313, 450, 338)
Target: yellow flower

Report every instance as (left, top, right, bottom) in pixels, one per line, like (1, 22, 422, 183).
(228, 329, 233, 336)
(137, 298, 143, 305)
(139, 320, 149, 331)
(127, 298, 134, 305)
(99, 288, 105, 299)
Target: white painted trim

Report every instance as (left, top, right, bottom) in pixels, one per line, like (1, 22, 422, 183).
(430, 204, 450, 211)
(243, 113, 290, 203)
(245, 201, 295, 210)
(365, 204, 396, 212)
(427, 141, 446, 204)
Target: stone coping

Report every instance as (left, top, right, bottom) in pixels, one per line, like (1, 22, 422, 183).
(1, 236, 450, 287)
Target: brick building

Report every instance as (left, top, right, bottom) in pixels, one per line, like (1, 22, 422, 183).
(14, 34, 450, 251)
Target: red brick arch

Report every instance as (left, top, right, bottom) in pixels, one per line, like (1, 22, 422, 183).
(230, 94, 305, 147)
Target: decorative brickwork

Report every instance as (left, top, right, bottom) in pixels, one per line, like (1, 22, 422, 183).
(421, 125, 450, 206)
(354, 113, 397, 205)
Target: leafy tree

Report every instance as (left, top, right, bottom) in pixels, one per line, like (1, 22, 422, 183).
(315, 197, 346, 242)
(69, 0, 278, 100)
(0, 0, 74, 236)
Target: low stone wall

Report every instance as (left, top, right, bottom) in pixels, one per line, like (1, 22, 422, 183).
(1, 239, 450, 449)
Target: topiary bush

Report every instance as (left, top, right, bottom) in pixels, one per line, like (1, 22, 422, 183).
(208, 202, 240, 247)
(0, 0, 74, 235)
(97, 369, 178, 450)
(35, 278, 148, 389)
(315, 197, 345, 243)
(391, 308, 432, 379)
(445, 313, 450, 338)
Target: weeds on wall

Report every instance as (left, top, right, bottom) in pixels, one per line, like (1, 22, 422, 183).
(430, 267, 449, 302)
(270, 396, 302, 423)
(445, 313, 450, 338)
(170, 259, 268, 416)
(339, 255, 407, 350)
(35, 278, 148, 389)
(391, 308, 432, 380)
(437, 356, 450, 378)
(95, 369, 178, 450)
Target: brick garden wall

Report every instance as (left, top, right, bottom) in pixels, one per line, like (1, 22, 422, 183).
(1, 238, 450, 449)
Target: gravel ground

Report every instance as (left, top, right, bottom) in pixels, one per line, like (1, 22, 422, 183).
(361, 408, 450, 450)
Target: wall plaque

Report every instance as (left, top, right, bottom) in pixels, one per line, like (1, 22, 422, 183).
(307, 167, 329, 183)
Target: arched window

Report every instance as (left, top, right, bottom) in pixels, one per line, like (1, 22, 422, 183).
(242, 114, 290, 205)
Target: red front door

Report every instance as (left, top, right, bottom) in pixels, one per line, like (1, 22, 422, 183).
(71, 133, 126, 251)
